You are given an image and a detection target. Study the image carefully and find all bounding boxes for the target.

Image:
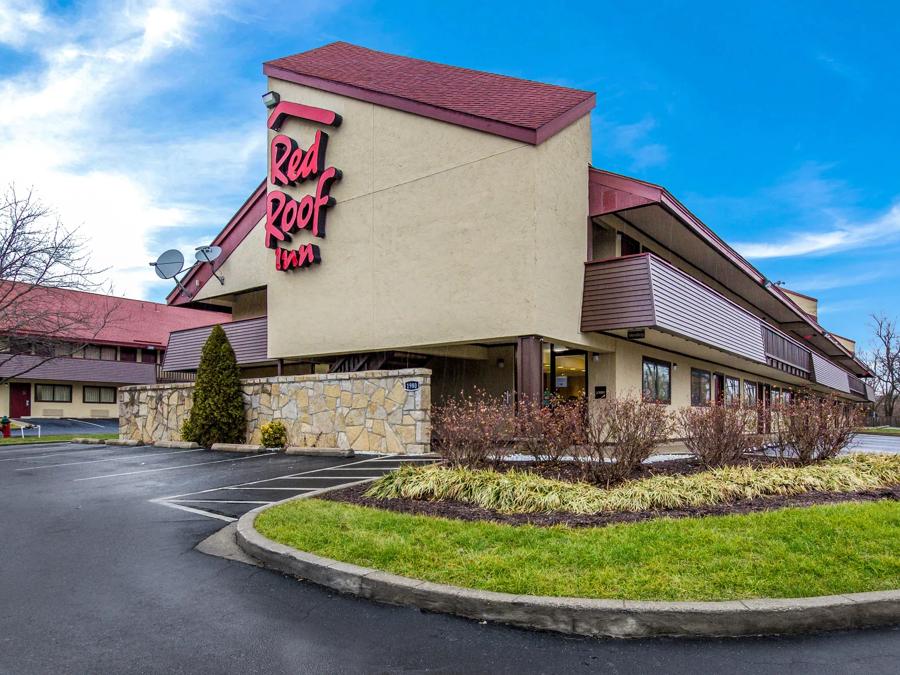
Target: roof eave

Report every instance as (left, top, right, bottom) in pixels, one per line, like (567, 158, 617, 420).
(263, 64, 595, 145)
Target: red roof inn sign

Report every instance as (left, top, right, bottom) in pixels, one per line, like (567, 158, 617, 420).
(264, 101, 343, 271)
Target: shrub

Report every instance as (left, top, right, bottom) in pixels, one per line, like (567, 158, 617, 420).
(181, 324, 246, 448)
(432, 388, 514, 467)
(366, 453, 900, 515)
(261, 420, 288, 449)
(773, 395, 863, 464)
(514, 396, 585, 463)
(580, 395, 674, 483)
(678, 403, 760, 467)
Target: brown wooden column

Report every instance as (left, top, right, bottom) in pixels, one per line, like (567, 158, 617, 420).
(516, 335, 543, 406)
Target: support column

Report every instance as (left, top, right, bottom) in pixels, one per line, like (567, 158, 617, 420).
(516, 335, 543, 406)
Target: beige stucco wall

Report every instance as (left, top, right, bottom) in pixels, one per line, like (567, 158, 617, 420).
(193, 81, 612, 359)
(119, 369, 431, 454)
(3, 381, 123, 419)
(612, 340, 797, 409)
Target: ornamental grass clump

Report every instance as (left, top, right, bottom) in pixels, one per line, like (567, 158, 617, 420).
(366, 453, 900, 515)
(580, 395, 674, 484)
(678, 403, 761, 468)
(514, 395, 585, 463)
(432, 388, 514, 467)
(773, 395, 862, 464)
(181, 325, 246, 448)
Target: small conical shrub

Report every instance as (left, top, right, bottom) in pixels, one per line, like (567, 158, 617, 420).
(181, 324, 245, 447)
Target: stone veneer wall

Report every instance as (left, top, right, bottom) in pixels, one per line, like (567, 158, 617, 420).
(119, 368, 431, 454)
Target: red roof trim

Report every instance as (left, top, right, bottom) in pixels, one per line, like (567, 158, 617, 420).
(167, 180, 267, 306)
(263, 64, 595, 146)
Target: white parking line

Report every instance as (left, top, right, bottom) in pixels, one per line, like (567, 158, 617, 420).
(16, 448, 204, 471)
(0, 446, 120, 463)
(149, 454, 438, 522)
(268, 474, 386, 480)
(222, 486, 318, 491)
(154, 501, 236, 523)
(74, 452, 277, 481)
(170, 499, 271, 504)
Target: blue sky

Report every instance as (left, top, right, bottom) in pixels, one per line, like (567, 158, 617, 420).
(1, 1, 898, 346)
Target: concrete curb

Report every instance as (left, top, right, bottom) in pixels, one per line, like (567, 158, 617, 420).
(105, 439, 140, 447)
(210, 443, 267, 453)
(152, 440, 200, 449)
(285, 447, 354, 457)
(71, 437, 106, 444)
(235, 494, 900, 638)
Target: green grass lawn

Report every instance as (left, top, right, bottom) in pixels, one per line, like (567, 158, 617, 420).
(0, 433, 117, 446)
(858, 427, 900, 437)
(256, 498, 900, 601)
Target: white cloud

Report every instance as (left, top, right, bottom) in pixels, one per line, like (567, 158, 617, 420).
(735, 204, 900, 259)
(0, 0, 262, 299)
(596, 115, 669, 171)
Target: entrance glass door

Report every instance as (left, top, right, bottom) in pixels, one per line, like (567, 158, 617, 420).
(541, 343, 587, 404)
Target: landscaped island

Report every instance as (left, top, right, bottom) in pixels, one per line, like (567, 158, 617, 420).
(252, 393, 899, 604)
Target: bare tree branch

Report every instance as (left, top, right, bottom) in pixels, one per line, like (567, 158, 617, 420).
(0, 184, 121, 386)
(861, 313, 900, 419)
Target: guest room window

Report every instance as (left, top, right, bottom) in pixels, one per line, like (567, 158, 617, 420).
(642, 357, 671, 404)
(691, 369, 711, 406)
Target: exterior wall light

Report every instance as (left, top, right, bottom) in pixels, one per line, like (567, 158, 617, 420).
(592, 354, 600, 363)
(497, 358, 505, 369)
(262, 91, 281, 109)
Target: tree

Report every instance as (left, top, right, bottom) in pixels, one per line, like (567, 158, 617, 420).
(862, 314, 900, 420)
(181, 325, 245, 447)
(0, 184, 118, 384)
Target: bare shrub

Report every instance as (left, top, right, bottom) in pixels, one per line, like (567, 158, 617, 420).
(678, 403, 760, 467)
(514, 396, 586, 463)
(432, 388, 514, 467)
(773, 395, 863, 464)
(580, 395, 674, 484)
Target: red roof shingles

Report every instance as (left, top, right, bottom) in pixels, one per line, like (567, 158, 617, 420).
(0, 282, 228, 348)
(264, 42, 595, 144)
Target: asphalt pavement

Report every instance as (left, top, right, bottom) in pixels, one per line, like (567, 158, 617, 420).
(13, 417, 120, 436)
(0, 441, 897, 674)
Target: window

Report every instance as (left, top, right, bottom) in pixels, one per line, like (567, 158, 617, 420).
(725, 376, 741, 405)
(642, 357, 671, 404)
(35, 384, 72, 403)
(744, 380, 758, 407)
(100, 346, 117, 361)
(771, 387, 782, 404)
(140, 350, 157, 364)
(119, 347, 137, 362)
(691, 369, 711, 406)
(621, 233, 642, 256)
(84, 345, 102, 360)
(83, 386, 117, 404)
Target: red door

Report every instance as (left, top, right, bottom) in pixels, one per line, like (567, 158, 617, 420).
(9, 383, 31, 418)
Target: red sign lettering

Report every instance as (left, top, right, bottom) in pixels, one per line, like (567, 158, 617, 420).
(265, 111, 342, 272)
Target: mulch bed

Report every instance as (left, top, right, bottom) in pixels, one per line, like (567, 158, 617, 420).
(321, 481, 900, 529)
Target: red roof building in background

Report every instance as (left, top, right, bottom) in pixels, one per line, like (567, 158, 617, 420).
(1, 283, 228, 420)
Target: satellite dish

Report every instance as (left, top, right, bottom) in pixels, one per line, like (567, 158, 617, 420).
(195, 245, 222, 264)
(195, 245, 225, 285)
(149, 249, 192, 299)
(151, 249, 185, 280)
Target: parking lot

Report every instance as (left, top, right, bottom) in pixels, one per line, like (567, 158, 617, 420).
(3, 441, 429, 522)
(1, 439, 898, 674)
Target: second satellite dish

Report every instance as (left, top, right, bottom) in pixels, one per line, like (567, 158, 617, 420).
(195, 245, 225, 285)
(151, 249, 185, 279)
(195, 245, 222, 264)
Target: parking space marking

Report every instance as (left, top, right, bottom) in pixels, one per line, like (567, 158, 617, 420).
(0, 446, 118, 462)
(74, 452, 277, 481)
(150, 454, 439, 521)
(170, 499, 271, 505)
(16, 448, 204, 471)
